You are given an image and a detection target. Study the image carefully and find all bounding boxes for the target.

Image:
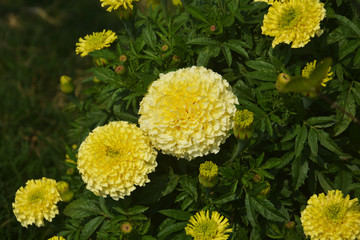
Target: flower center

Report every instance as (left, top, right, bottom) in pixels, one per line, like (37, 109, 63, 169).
(235, 109, 254, 128)
(200, 161, 218, 179)
(106, 148, 122, 159)
(279, 8, 298, 28)
(28, 190, 44, 203)
(197, 220, 217, 238)
(326, 204, 345, 221)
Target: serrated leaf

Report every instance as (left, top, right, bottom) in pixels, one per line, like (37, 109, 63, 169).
(142, 25, 157, 50)
(159, 209, 192, 221)
(334, 91, 356, 136)
(222, 47, 232, 67)
(184, 5, 209, 23)
(127, 206, 149, 215)
(213, 193, 237, 204)
(63, 199, 102, 219)
(223, 40, 249, 58)
(308, 128, 318, 156)
(245, 71, 277, 81)
(294, 125, 308, 158)
(237, 98, 266, 117)
(316, 171, 333, 191)
(292, 156, 309, 190)
(180, 176, 198, 202)
(80, 216, 105, 240)
(333, 14, 360, 37)
(157, 222, 188, 238)
(245, 194, 257, 227)
(250, 197, 288, 222)
(89, 49, 117, 60)
(196, 46, 220, 66)
(339, 39, 360, 60)
(187, 37, 218, 46)
(92, 67, 117, 83)
(281, 125, 301, 142)
(306, 116, 336, 128)
(98, 197, 114, 218)
(261, 158, 282, 169)
(334, 171, 352, 192)
(245, 60, 276, 72)
(316, 130, 344, 155)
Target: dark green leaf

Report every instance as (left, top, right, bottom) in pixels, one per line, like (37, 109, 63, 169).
(334, 91, 356, 136)
(157, 222, 188, 238)
(281, 125, 301, 142)
(316, 171, 333, 191)
(250, 197, 288, 222)
(223, 40, 249, 58)
(92, 67, 117, 83)
(245, 60, 276, 72)
(142, 25, 157, 50)
(222, 47, 232, 67)
(308, 128, 318, 156)
(316, 130, 344, 155)
(213, 193, 237, 204)
(244, 71, 277, 82)
(292, 156, 309, 190)
(187, 37, 218, 46)
(294, 125, 308, 158)
(255, 152, 265, 168)
(245, 194, 257, 227)
(80, 216, 105, 240)
(333, 14, 360, 37)
(64, 199, 102, 219)
(339, 40, 360, 60)
(89, 49, 117, 60)
(185, 5, 209, 23)
(261, 158, 282, 169)
(306, 116, 336, 128)
(127, 206, 149, 215)
(334, 171, 352, 192)
(158, 209, 192, 221)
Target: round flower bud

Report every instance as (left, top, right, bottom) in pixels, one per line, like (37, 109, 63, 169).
(172, 55, 181, 63)
(253, 173, 262, 183)
(285, 221, 296, 229)
(161, 44, 169, 52)
(210, 25, 217, 32)
(259, 181, 271, 197)
(115, 65, 126, 75)
(60, 190, 74, 202)
(60, 75, 74, 94)
(233, 109, 254, 140)
(120, 222, 133, 234)
(56, 181, 70, 195)
(66, 168, 75, 175)
(198, 161, 219, 188)
(119, 54, 127, 62)
(94, 57, 108, 66)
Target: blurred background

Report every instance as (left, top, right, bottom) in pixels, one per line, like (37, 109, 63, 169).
(0, 0, 120, 238)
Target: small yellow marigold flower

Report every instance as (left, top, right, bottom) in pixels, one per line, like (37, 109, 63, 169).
(233, 109, 254, 140)
(60, 75, 74, 94)
(199, 161, 219, 188)
(77, 121, 157, 200)
(48, 237, 66, 240)
(302, 60, 333, 87)
(138, 66, 238, 160)
(75, 30, 117, 57)
(261, 0, 326, 48)
(100, 0, 139, 11)
(301, 190, 360, 240)
(185, 210, 232, 240)
(172, 0, 182, 6)
(13, 178, 61, 228)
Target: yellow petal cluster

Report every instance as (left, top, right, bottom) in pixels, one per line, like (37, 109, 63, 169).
(302, 60, 333, 87)
(100, 0, 139, 11)
(75, 30, 117, 57)
(48, 237, 66, 240)
(138, 66, 238, 160)
(77, 121, 157, 200)
(185, 210, 232, 240)
(261, 0, 326, 48)
(301, 190, 360, 240)
(12, 178, 61, 228)
(199, 161, 218, 179)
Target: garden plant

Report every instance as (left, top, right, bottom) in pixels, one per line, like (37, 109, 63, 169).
(9, 0, 360, 239)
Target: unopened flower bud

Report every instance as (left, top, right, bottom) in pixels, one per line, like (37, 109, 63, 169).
(285, 221, 296, 229)
(93, 76, 100, 83)
(253, 173, 262, 183)
(210, 25, 217, 32)
(66, 168, 75, 175)
(94, 57, 108, 66)
(57, 181, 74, 202)
(233, 109, 254, 140)
(72, 144, 78, 150)
(120, 222, 133, 234)
(161, 44, 169, 52)
(60, 75, 74, 94)
(119, 54, 127, 62)
(115, 65, 126, 75)
(60, 190, 74, 202)
(172, 55, 181, 63)
(259, 181, 271, 197)
(198, 161, 219, 188)
(275, 73, 291, 93)
(65, 159, 76, 165)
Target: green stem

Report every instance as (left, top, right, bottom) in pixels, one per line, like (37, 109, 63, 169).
(122, 19, 135, 43)
(229, 140, 248, 162)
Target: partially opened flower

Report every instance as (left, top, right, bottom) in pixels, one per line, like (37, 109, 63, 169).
(77, 121, 157, 200)
(185, 210, 232, 240)
(233, 109, 254, 140)
(301, 190, 360, 240)
(261, 0, 326, 48)
(199, 161, 219, 188)
(75, 30, 117, 57)
(138, 66, 238, 160)
(302, 60, 333, 87)
(100, 0, 139, 11)
(13, 178, 61, 228)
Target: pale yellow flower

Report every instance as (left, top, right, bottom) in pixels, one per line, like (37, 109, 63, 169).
(48, 237, 66, 240)
(261, 0, 326, 48)
(77, 121, 157, 200)
(138, 66, 238, 160)
(301, 190, 360, 240)
(172, 0, 182, 6)
(185, 210, 232, 240)
(75, 30, 117, 57)
(13, 178, 61, 228)
(100, 0, 139, 11)
(302, 60, 333, 87)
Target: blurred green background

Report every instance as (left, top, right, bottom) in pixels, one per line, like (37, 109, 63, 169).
(0, 0, 120, 238)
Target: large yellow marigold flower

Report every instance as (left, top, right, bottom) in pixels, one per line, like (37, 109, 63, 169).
(185, 210, 232, 240)
(138, 66, 238, 160)
(301, 190, 360, 240)
(302, 60, 333, 87)
(75, 30, 117, 57)
(77, 121, 157, 200)
(12, 178, 61, 228)
(100, 0, 139, 11)
(261, 0, 326, 48)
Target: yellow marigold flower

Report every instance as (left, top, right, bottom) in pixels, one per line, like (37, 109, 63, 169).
(254, 0, 286, 4)
(301, 190, 360, 240)
(185, 210, 232, 240)
(12, 178, 61, 228)
(48, 237, 66, 240)
(233, 109, 254, 140)
(100, 0, 139, 11)
(77, 121, 157, 200)
(199, 161, 219, 188)
(75, 30, 117, 57)
(138, 66, 238, 160)
(261, 0, 326, 48)
(172, 0, 182, 6)
(302, 60, 333, 87)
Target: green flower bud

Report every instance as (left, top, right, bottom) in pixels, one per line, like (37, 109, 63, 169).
(198, 161, 219, 188)
(119, 54, 127, 62)
(61, 190, 74, 202)
(66, 168, 75, 175)
(233, 109, 254, 140)
(285, 221, 296, 229)
(57, 181, 74, 202)
(253, 173, 262, 183)
(94, 57, 108, 66)
(161, 44, 169, 52)
(60, 75, 74, 94)
(93, 76, 100, 83)
(115, 65, 126, 75)
(209, 25, 217, 32)
(120, 222, 133, 234)
(259, 181, 271, 198)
